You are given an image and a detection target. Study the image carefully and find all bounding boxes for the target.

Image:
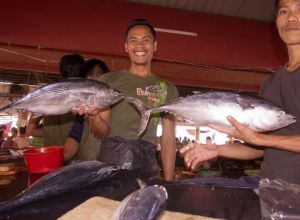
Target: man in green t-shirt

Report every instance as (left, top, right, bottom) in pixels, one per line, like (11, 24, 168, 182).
(84, 18, 179, 181)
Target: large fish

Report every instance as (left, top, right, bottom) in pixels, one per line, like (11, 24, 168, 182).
(112, 179, 168, 220)
(0, 161, 118, 212)
(0, 78, 124, 115)
(128, 91, 296, 135)
(0, 142, 164, 219)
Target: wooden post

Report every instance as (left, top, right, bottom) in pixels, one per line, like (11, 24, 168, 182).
(195, 126, 200, 143)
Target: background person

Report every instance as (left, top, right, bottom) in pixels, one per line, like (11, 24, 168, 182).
(26, 54, 85, 147)
(1, 127, 18, 148)
(15, 126, 32, 148)
(64, 58, 110, 161)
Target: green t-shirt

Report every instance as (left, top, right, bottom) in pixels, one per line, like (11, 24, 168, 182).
(32, 136, 44, 147)
(77, 120, 101, 160)
(43, 113, 75, 146)
(100, 71, 179, 144)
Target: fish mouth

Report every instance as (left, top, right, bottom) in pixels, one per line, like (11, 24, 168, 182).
(154, 185, 168, 200)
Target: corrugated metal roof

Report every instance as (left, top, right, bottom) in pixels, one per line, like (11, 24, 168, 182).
(125, 0, 276, 23)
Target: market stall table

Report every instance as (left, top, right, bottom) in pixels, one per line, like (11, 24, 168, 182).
(0, 158, 262, 220)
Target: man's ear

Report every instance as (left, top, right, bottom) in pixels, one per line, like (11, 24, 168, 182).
(125, 42, 129, 53)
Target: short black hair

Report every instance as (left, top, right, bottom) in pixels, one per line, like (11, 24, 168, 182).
(0, 125, 6, 130)
(79, 59, 110, 78)
(10, 127, 18, 134)
(59, 54, 85, 78)
(274, 0, 279, 13)
(125, 18, 156, 40)
(19, 126, 26, 135)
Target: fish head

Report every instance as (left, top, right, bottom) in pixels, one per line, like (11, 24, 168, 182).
(96, 87, 124, 107)
(112, 184, 168, 220)
(250, 106, 296, 132)
(110, 87, 124, 104)
(268, 110, 296, 130)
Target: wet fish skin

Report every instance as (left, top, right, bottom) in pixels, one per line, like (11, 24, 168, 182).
(0, 78, 124, 115)
(112, 183, 168, 220)
(0, 161, 118, 212)
(128, 91, 296, 135)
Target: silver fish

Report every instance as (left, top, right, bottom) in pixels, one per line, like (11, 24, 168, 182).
(112, 179, 168, 220)
(0, 78, 123, 115)
(128, 91, 296, 135)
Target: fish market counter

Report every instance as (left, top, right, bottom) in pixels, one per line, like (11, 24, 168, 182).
(0, 158, 262, 220)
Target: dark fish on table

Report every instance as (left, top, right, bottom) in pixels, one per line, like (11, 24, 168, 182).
(128, 91, 296, 135)
(0, 78, 123, 115)
(112, 179, 168, 220)
(0, 161, 118, 212)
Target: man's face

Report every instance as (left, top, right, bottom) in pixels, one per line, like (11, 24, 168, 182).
(125, 25, 157, 65)
(276, 0, 300, 45)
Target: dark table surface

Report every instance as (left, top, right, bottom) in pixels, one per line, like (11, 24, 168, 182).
(0, 158, 262, 220)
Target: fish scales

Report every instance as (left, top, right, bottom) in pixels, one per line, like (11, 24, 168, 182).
(128, 91, 296, 135)
(0, 78, 124, 115)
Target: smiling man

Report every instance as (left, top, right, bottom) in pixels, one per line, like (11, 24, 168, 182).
(97, 19, 179, 180)
(181, 0, 300, 185)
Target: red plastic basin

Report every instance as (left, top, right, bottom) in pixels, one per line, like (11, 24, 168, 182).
(24, 146, 63, 174)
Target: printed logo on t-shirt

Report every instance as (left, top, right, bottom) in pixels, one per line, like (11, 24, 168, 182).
(136, 81, 168, 126)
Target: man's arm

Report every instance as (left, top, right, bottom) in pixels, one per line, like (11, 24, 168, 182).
(87, 108, 111, 138)
(71, 105, 111, 138)
(160, 114, 176, 181)
(181, 142, 264, 170)
(26, 114, 43, 137)
(210, 115, 300, 153)
(64, 137, 79, 161)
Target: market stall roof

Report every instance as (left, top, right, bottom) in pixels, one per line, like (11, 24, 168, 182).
(127, 0, 276, 23)
(0, 0, 284, 92)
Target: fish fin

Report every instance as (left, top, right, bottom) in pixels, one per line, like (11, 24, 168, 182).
(236, 96, 254, 110)
(127, 97, 152, 136)
(192, 90, 202, 94)
(136, 178, 147, 189)
(30, 112, 43, 118)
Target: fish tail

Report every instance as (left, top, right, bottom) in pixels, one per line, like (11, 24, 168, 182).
(127, 97, 152, 136)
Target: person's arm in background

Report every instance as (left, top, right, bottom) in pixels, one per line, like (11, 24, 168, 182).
(64, 107, 110, 161)
(180, 141, 264, 170)
(64, 138, 80, 161)
(86, 107, 110, 138)
(64, 115, 84, 161)
(160, 114, 176, 181)
(26, 114, 43, 137)
(72, 106, 111, 138)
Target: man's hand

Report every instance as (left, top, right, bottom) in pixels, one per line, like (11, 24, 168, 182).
(208, 115, 263, 146)
(71, 104, 100, 119)
(180, 142, 219, 170)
